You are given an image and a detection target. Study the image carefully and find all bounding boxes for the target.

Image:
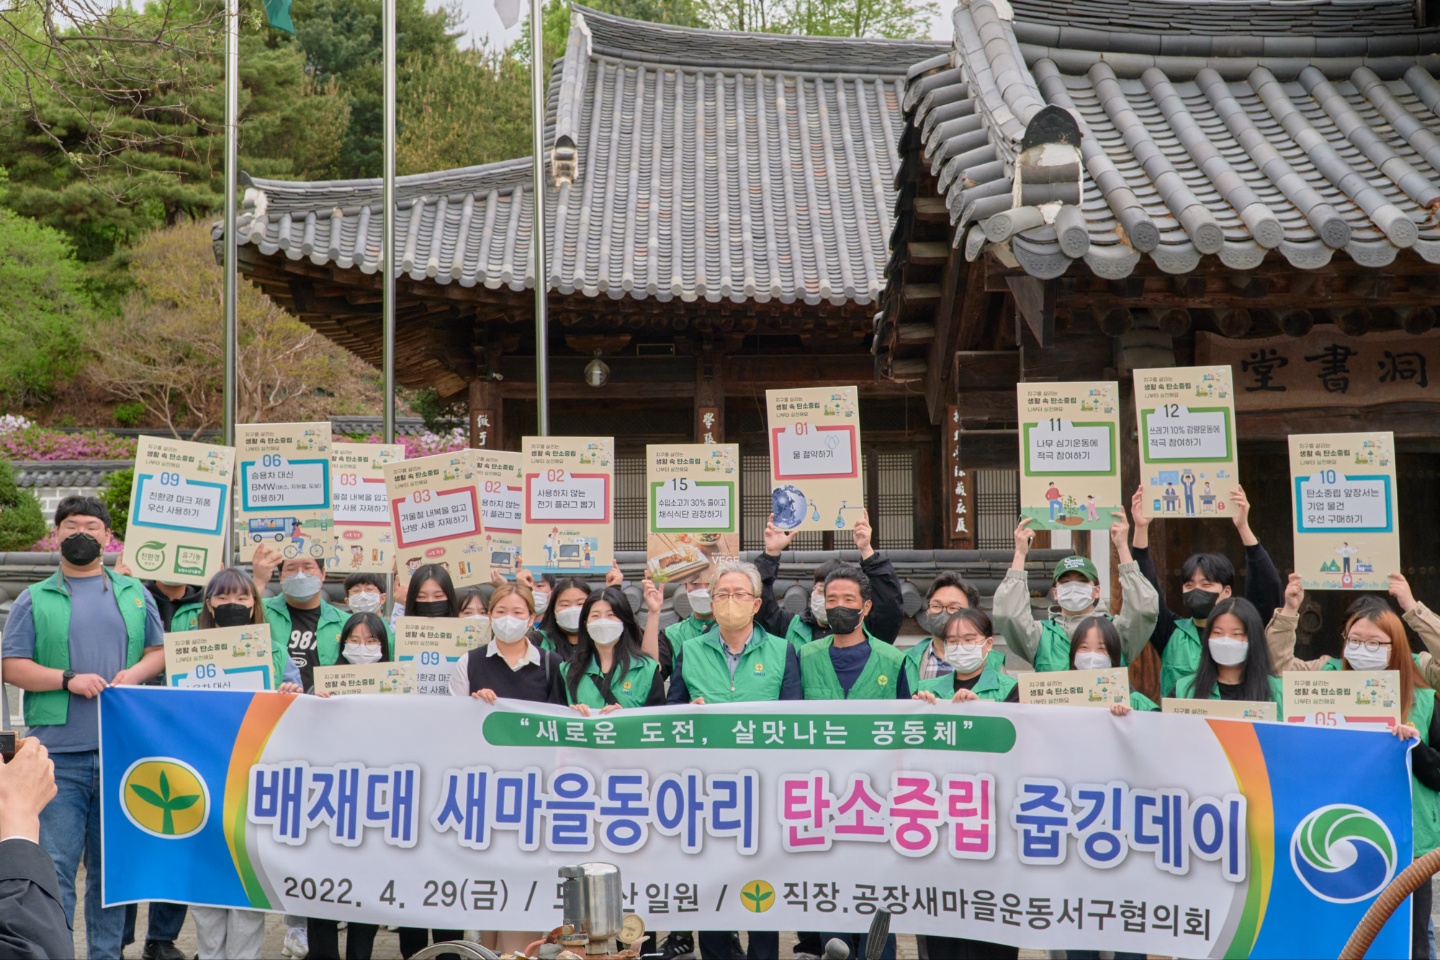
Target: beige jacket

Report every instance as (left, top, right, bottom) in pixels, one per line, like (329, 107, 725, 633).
(991, 562, 1159, 667)
(1267, 603, 1440, 685)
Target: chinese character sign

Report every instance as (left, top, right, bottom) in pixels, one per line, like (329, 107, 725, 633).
(331, 442, 404, 574)
(1198, 330, 1436, 409)
(1134, 366, 1239, 520)
(163, 625, 273, 691)
(127, 436, 235, 585)
(1288, 432, 1399, 590)
(473, 450, 525, 580)
(313, 661, 418, 696)
(393, 616, 490, 696)
(384, 452, 486, 594)
(234, 423, 335, 565)
(646, 444, 740, 586)
(521, 437, 614, 577)
(102, 692, 1414, 959)
(1017, 383, 1122, 531)
(1284, 671, 1402, 730)
(766, 386, 863, 532)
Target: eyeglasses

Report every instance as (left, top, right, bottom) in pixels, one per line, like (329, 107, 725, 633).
(713, 592, 755, 602)
(1344, 637, 1392, 652)
(926, 603, 966, 615)
(943, 634, 988, 647)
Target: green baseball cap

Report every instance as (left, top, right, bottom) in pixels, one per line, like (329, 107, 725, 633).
(1053, 555, 1099, 583)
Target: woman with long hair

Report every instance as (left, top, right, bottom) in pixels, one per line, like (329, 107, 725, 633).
(1172, 596, 1281, 704)
(535, 576, 592, 661)
(562, 586, 664, 712)
(1067, 616, 1156, 718)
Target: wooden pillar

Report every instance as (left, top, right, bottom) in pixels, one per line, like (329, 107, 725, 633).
(695, 352, 723, 443)
(469, 376, 503, 450)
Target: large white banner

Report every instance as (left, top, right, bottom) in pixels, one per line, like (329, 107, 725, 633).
(100, 690, 1413, 958)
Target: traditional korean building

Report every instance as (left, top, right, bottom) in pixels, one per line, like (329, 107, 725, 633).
(878, 0, 1440, 644)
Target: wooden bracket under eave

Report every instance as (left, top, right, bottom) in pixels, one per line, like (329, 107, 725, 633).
(1005, 275, 1055, 349)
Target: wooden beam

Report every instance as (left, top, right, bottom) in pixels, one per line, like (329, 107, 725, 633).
(907, 241, 950, 266)
(924, 251, 967, 423)
(1007, 275, 1056, 349)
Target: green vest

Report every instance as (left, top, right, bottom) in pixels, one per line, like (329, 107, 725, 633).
(800, 637, 905, 700)
(679, 626, 790, 703)
(262, 595, 346, 678)
(1130, 690, 1159, 711)
(1174, 672, 1284, 706)
(561, 656, 660, 709)
(917, 665, 1017, 702)
(903, 640, 1005, 691)
(1160, 618, 1203, 697)
(665, 615, 715, 671)
(785, 615, 814, 649)
(1036, 618, 1129, 673)
(24, 570, 150, 726)
(170, 601, 202, 634)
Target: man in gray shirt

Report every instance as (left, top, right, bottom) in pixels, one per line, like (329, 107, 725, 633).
(2, 496, 164, 959)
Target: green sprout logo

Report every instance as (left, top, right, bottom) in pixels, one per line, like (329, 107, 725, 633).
(741, 880, 775, 913)
(121, 759, 209, 839)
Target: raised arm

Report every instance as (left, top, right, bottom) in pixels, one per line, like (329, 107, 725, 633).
(755, 514, 798, 639)
(1266, 573, 1328, 672)
(990, 518, 1044, 666)
(854, 511, 902, 644)
(1111, 511, 1159, 662)
(1129, 485, 1180, 652)
(1391, 573, 1440, 688)
(640, 577, 662, 663)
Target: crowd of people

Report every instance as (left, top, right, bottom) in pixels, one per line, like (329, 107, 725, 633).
(1, 487, 1437, 959)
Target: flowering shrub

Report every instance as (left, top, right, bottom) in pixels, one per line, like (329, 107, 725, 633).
(0, 426, 138, 461)
(351, 428, 468, 459)
(0, 415, 34, 435)
(32, 529, 126, 554)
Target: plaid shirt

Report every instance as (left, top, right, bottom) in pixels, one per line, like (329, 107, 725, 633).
(918, 643, 955, 681)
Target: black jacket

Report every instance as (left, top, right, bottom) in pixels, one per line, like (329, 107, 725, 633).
(755, 551, 905, 644)
(0, 838, 74, 959)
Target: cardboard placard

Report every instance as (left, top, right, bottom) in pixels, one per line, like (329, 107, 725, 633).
(474, 450, 525, 579)
(313, 660, 418, 696)
(384, 452, 486, 594)
(393, 616, 490, 696)
(126, 436, 235, 585)
(1288, 432, 1399, 590)
(164, 625, 273, 691)
(521, 437, 614, 577)
(1284, 670, 1402, 730)
(646, 443, 740, 586)
(330, 442, 404, 574)
(1018, 668, 1130, 707)
(234, 422, 334, 565)
(1134, 366, 1239, 520)
(1161, 699, 1278, 721)
(1017, 382, 1122, 531)
(766, 387, 863, 531)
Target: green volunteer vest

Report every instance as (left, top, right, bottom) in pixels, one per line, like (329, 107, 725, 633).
(917, 665, 1016, 702)
(561, 656, 661, 709)
(1036, 618, 1129, 673)
(1160, 618, 1203, 697)
(1173, 673, 1284, 705)
(169, 601, 202, 633)
(262, 594, 345, 680)
(785, 615, 814, 649)
(24, 570, 150, 726)
(679, 625, 789, 703)
(1130, 690, 1159, 712)
(800, 637, 905, 700)
(665, 615, 715, 671)
(903, 640, 1005, 691)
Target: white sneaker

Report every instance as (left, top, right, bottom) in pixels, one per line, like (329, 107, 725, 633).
(282, 926, 309, 958)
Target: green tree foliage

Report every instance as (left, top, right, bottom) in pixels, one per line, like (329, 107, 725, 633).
(0, 457, 47, 552)
(396, 46, 531, 174)
(0, 209, 89, 405)
(781, 0, 937, 37)
(100, 468, 134, 541)
(512, 0, 703, 65)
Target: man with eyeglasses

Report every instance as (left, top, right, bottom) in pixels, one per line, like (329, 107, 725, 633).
(903, 572, 999, 689)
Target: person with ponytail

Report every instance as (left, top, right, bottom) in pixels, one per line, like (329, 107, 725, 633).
(562, 586, 665, 712)
(1172, 597, 1281, 705)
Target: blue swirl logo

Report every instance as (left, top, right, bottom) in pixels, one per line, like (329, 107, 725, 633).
(1290, 804, 1398, 903)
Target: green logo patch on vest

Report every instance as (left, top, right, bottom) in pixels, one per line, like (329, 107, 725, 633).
(754, 662, 764, 673)
(878, 675, 888, 685)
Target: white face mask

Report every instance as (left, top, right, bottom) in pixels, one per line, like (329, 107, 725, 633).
(344, 643, 382, 665)
(945, 643, 987, 674)
(1344, 642, 1390, 672)
(1055, 581, 1095, 613)
(556, 606, 583, 633)
(1074, 651, 1112, 671)
(810, 590, 828, 625)
(1208, 637, 1249, 667)
(687, 588, 712, 616)
(534, 592, 550, 614)
(491, 615, 531, 643)
(587, 618, 624, 646)
(348, 591, 382, 614)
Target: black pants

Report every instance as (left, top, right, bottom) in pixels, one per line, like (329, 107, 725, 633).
(308, 918, 379, 960)
(1412, 869, 1432, 960)
(398, 928, 465, 959)
(698, 931, 778, 959)
(916, 935, 1017, 960)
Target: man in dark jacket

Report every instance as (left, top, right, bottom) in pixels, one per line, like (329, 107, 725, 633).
(0, 737, 74, 960)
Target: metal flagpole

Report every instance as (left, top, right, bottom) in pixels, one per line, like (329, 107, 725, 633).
(529, 0, 549, 436)
(382, 0, 397, 446)
(223, 0, 239, 449)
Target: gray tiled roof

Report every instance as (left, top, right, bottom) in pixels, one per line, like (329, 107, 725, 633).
(903, 0, 1440, 279)
(227, 8, 944, 307)
(13, 461, 131, 489)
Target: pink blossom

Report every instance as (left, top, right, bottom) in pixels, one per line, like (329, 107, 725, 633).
(340, 429, 468, 459)
(32, 530, 126, 553)
(1, 426, 137, 461)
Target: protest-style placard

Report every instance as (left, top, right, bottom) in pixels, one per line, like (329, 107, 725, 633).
(126, 437, 235, 585)
(1018, 668, 1129, 707)
(473, 450, 525, 579)
(1288, 432, 1399, 590)
(1284, 670, 1402, 730)
(766, 387, 863, 531)
(393, 616, 490, 695)
(384, 452, 486, 593)
(1017, 382, 1121, 531)
(646, 443, 740, 586)
(1161, 699, 1278, 721)
(164, 625, 273, 691)
(521, 437, 614, 577)
(234, 423, 334, 565)
(313, 661, 418, 696)
(1134, 366, 1239, 520)
(330, 442, 404, 574)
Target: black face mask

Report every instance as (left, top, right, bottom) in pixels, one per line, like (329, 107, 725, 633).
(60, 532, 102, 566)
(212, 603, 253, 628)
(826, 605, 864, 635)
(1182, 587, 1222, 621)
(412, 600, 453, 618)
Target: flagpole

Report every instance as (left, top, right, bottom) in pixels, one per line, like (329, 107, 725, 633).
(382, 0, 396, 446)
(529, 0, 549, 437)
(223, 0, 238, 449)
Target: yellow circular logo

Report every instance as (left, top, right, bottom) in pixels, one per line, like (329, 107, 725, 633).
(754, 662, 765, 673)
(121, 758, 209, 839)
(622, 681, 633, 691)
(878, 675, 889, 685)
(740, 880, 775, 913)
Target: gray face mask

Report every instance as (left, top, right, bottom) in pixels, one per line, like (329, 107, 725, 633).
(920, 610, 953, 638)
(281, 571, 322, 600)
